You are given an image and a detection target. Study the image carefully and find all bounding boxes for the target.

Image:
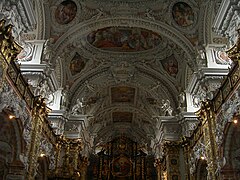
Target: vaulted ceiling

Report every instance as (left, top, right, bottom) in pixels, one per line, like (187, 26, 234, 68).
(37, 0, 218, 146)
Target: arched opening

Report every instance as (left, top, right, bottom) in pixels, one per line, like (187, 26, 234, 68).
(35, 156, 49, 180)
(195, 159, 208, 180)
(221, 119, 240, 179)
(0, 111, 25, 178)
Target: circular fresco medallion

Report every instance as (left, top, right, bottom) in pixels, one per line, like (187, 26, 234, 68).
(55, 0, 77, 25)
(172, 2, 194, 27)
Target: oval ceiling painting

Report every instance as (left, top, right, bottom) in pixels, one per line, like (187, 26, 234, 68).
(87, 27, 162, 52)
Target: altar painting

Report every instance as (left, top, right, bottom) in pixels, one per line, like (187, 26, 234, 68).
(112, 155, 132, 177)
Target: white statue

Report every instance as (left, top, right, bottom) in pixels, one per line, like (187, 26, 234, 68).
(46, 92, 54, 106)
(161, 99, 173, 116)
(60, 86, 69, 109)
(71, 98, 84, 115)
(178, 91, 186, 111)
(43, 38, 54, 63)
(34, 79, 49, 98)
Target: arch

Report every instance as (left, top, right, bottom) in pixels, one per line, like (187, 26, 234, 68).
(195, 159, 208, 180)
(221, 121, 240, 179)
(35, 156, 49, 180)
(0, 111, 26, 177)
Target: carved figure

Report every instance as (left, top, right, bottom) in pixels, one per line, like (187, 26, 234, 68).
(71, 98, 84, 115)
(34, 79, 49, 98)
(60, 86, 69, 109)
(43, 38, 54, 63)
(178, 91, 186, 111)
(161, 99, 173, 116)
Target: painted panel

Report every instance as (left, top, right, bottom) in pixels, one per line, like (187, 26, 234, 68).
(112, 112, 133, 123)
(172, 2, 194, 27)
(87, 27, 162, 51)
(161, 55, 178, 77)
(111, 86, 135, 103)
(69, 53, 86, 76)
(55, 0, 77, 24)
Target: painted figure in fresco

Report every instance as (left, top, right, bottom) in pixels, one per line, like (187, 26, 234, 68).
(166, 59, 178, 76)
(113, 156, 131, 176)
(162, 55, 178, 77)
(55, 0, 77, 24)
(172, 2, 194, 27)
(69, 53, 85, 76)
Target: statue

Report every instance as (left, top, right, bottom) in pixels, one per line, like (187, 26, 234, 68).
(34, 79, 49, 98)
(71, 98, 84, 115)
(43, 38, 54, 63)
(60, 86, 69, 109)
(161, 99, 173, 116)
(178, 91, 186, 111)
(47, 92, 54, 106)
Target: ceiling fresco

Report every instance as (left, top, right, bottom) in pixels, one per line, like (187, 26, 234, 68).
(161, 55, 179, 78)
(55, 0, 77, 25)
(87, 27, 162, 52)
(111, 86, 136, 104)
(35, 0, 218, 146)
(172, 2, 194, 27)
(69, 53, 86, 76)
(112, 112, 133, 123)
